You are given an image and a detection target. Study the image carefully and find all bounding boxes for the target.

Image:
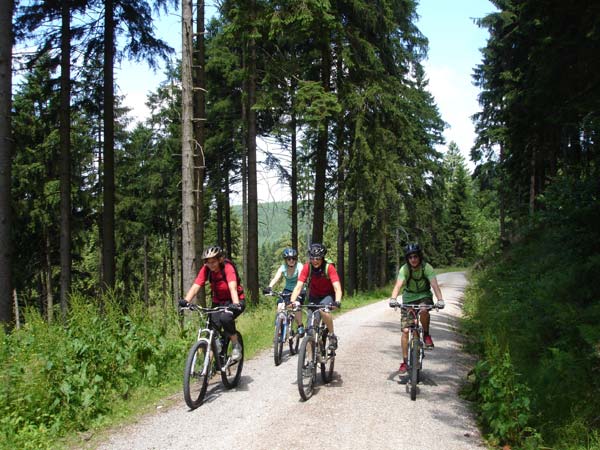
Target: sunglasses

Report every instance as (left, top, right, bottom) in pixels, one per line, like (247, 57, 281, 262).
(310, 256, 323, 261)
(286, 257, 297, 261)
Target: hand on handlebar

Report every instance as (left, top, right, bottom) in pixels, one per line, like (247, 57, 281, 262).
(262, 286, 273, 295)
(388, 297, 400, 308)
(178, 298, 190, 308)
(228, 303, 242, 312)
(333, 301, 341, 310)
(436, 300, 445, 310)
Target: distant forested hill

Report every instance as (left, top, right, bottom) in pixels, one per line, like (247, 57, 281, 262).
(232, 201, 311, 246)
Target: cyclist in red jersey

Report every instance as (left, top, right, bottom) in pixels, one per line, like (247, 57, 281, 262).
(290, 243, 342, 350)
(181, 246, 245, 361)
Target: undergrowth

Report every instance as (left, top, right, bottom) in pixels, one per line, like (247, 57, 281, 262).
(461, 176, 600, 449)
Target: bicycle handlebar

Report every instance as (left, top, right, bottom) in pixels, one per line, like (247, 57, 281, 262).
(178, 303, 239, 314)
(389, 301, 439, 311)
(296, 304, 337, 313)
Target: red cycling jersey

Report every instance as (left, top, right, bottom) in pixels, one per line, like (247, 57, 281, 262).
(298, 262, 340, 298)
(194, 262, 243, 304)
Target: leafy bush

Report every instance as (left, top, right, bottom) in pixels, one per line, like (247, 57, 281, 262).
(462, 175, 600, 449)
(0, 294, 190, 449)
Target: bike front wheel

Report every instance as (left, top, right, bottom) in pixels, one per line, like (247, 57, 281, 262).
(273, 314, 285, 366)
(221, 332, 244, 388)
(183, 339, 211, 409)
(288, 318, 300, 355)
(409, 337, 420, 401)
(320, 334, 335, 383)
(297, 335, 316, 401)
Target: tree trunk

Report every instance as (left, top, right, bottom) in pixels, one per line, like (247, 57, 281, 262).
(143, 235, 149, 308)
(529, 146, 536, 219)
(335, 41, 344, 286)
(246, 20, 259, 305)
(193, 0, 206, 306)
(312, 39, 331, 244)
(290, 85, 298, 251)
(0, 0, 13, 328)
(102, 0, 116, 291)
(241, 71, 248, 289)
(225, 180, 232, 257)
(59, 0, 72, 319)
(347, 223, 357, 296)
(181, 0, 197, 295)
(45, 233, 54, 323)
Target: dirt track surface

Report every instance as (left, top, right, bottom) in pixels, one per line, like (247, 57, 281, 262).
(93, 272, 483, 450)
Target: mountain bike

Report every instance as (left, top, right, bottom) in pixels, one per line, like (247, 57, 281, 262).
(178, 303, 244, 409)
(297, 304, 336, 401)
(266, 290, 302, 366)
(389, 301, 441, 401)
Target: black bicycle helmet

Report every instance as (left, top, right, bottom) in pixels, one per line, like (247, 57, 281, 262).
(403, 243, 422, 261)
(308, 243, 327, 258)
(202, 246, 223, 260)
(282, 247, 298, 259)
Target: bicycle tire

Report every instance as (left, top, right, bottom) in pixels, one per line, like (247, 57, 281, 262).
(273, 314, 285, 366)
(221, 332, 244, 388)
(410, 337, 419, 401)
(320, 333, 335, 383)
(289, 332, 300, 355)
(288, 318, 300, 355)
(183, 339, 211, 409)
(297, 335, 316, 401)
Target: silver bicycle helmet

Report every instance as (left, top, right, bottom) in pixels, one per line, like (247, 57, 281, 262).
(308, 243, 327, 258)
(202, 246, 223, 260)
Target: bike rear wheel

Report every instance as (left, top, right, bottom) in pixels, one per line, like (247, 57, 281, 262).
(183, 340, 211, 409)
(273, 314, 285, 366)
(409, 337, 420, 401)
(297, 335, 316, 401)
(320, 333, 335, 383)
(221, 332, 244, 388)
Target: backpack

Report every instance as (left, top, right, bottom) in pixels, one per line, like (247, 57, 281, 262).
(206, 258, 245, 300)
(404, 263, 431, 294)
(306, 259, 334, 289)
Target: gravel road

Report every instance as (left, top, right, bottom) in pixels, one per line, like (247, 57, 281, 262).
(92, 271, 483, 450)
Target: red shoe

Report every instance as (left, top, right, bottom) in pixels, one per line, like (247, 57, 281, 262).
(398, 362, 408, 374)
(424, 335, 434, 348)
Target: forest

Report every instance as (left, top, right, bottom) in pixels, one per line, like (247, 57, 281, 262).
(0, 0, 599, 449)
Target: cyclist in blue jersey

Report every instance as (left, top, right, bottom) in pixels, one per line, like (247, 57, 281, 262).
(264, 248, 305, 336)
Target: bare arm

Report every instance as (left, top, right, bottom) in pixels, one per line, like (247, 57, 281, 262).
(332, 280, 342, 304)
(184, 283, 201, 303)
(267, 266, 284, 289)
(390, 278, 405, 299)
(290, 279, 305, 304)
(228, 280, 240, 305)
(430, 276, 443, 301)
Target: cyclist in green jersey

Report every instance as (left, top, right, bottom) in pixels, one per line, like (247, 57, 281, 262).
(389, 243, 445, 374)
(264, 248, 305, 335)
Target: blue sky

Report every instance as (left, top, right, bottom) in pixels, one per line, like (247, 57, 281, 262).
(117, 0, 495, 200)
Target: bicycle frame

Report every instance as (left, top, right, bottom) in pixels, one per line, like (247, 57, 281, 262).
(390, 302, 437, 401)
(297, 304, 335, 400)
(268, 291, 302, 365)
(180, 304, 244, 409)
